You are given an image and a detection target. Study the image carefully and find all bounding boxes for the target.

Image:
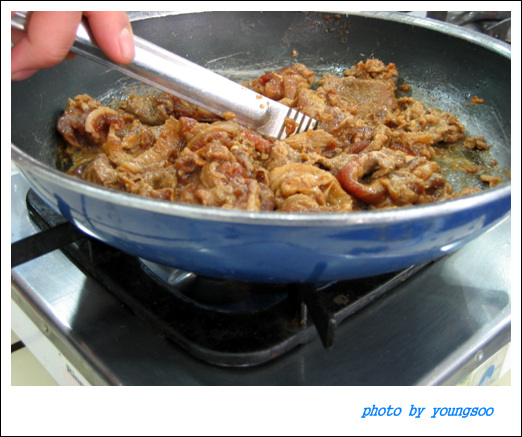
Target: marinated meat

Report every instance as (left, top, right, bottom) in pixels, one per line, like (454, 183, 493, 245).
(81, 154, 122, 190)
(270, 164, 353, 212)
(119, 92, 221, 125)
(57, 59, 502, 213)
(462, 136, 489, 150)
(335, 148, 454, 208)
(245, 63, 315, 103)
(171, 120, 275, 210)
(57, 94, 103, 149)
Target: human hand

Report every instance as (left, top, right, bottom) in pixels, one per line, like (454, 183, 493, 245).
(11, 11, 135, 81)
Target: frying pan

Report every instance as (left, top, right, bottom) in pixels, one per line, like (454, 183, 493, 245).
(11, 11, 511, 283)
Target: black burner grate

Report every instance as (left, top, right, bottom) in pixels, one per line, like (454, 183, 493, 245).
(12, 190, 428, 367)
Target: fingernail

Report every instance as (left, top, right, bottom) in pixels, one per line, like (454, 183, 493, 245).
(11, 69, 38, 81)
(119, 27, 135, 63)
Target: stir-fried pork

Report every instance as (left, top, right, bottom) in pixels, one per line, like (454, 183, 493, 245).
(57, 59, 502, 212)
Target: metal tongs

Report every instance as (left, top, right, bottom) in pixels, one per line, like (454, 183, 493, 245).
(11, 11, 318, 140)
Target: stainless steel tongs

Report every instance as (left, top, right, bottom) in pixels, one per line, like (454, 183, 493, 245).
(11, 11, 318, 140)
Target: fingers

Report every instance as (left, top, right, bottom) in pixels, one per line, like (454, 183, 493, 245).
(83, 11, 135, 64)
(11, 11, 135, 81)
(11, 11, 83, 80)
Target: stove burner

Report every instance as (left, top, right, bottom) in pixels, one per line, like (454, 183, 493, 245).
(140, 259, 288, 313)
(13, 190, 430, 367)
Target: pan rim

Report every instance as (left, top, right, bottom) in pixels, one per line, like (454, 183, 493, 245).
(127, 11, 512, 59)
(11, 143, 511, 227)
(347, 11, 511, 58)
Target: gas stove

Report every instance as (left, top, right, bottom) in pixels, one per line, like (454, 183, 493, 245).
(11, 167, 511, 385)
(10, 11, 513, 385)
